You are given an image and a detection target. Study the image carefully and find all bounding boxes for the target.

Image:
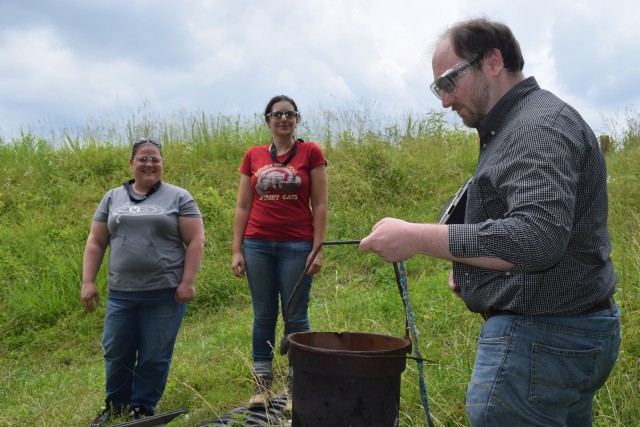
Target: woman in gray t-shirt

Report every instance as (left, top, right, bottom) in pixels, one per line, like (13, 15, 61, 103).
(81, 137, 205, 425)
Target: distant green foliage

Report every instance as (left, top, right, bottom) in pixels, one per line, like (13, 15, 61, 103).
(0, 111, 638, 426)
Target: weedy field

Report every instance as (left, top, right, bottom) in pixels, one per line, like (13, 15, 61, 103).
(0, 109, 638, 426)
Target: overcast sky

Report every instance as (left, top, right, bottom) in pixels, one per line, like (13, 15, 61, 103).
(1, 0, 638, 140)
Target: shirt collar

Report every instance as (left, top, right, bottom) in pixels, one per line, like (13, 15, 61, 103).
(478, 76, 540, 136)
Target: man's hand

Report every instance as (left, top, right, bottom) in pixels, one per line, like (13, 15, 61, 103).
(448, 271, 462, 298)
(359, 218, 420, 262)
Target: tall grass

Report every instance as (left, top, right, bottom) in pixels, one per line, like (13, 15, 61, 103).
(0, 109, 638, 426)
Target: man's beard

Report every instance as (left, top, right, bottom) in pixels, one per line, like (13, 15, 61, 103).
(457, 76, 490, 128)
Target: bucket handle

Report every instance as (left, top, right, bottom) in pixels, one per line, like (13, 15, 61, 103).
(280, 240, 360, 355)
(279, 240, 411, 355)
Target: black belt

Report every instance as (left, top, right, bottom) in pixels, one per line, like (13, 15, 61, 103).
(583, 296, 615, 313)
(482, 296, 615, 320)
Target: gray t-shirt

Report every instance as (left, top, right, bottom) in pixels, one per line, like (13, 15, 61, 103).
(93, 181, 202, 292)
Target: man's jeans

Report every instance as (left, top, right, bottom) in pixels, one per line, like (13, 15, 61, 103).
(243, 238, 313, 363)
(466, 305, 621, 426)
(103, 292, 186, 413)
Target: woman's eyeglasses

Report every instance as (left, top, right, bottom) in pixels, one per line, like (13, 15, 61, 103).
(430, 56, 481, 100)
(135, 156, 163, 164)
(267, 111, 299, 120)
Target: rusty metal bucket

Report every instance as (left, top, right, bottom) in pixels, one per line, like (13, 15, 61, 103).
(281, 241, 414, 426)
(287, 331, 411, 427)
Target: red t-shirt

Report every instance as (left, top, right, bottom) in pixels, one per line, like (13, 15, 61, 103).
(240, 141, 327, 241)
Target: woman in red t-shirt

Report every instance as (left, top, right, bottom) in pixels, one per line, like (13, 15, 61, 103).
(231, 95, 328, 411)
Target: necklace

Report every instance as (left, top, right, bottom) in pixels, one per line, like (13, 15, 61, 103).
(270, 140, 298, 165)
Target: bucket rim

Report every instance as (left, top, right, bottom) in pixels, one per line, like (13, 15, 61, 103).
(287, 331, 412, 356)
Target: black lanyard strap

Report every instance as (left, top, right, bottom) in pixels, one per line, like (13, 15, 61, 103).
(123, 179, 161, 203)
(270, 140, 299, 165)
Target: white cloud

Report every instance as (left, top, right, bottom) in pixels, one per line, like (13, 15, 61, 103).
(0, 0, 638, 137)
(0, 28, 76, 98)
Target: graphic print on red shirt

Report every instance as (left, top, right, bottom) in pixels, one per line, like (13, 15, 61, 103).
(240, 141, 326, 242)
(254, 165, 302, 195)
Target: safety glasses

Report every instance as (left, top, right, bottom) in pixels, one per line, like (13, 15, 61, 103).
(430, 56, 481, 100)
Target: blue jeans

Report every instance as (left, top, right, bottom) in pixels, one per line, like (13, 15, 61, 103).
(102, 290, 186, 414)
(243, 238, 313, 363)
(466, 305, 621, 426)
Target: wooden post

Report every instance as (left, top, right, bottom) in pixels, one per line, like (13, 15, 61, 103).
(599, 134, 611, 154)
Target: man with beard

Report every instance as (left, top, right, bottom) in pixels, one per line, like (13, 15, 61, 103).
(360, 17, 621, 426)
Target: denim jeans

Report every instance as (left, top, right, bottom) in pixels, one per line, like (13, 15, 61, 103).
(102, 291, 186, 414)
(243, 238, 313, 364)
(466, 305, 621, 427)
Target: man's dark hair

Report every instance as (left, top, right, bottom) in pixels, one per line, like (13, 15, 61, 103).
(446, 17, 525, 73)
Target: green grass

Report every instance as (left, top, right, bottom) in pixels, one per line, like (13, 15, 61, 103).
(0, 110, 638, 426)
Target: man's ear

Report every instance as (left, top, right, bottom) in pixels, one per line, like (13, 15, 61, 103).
(485, 48, 505, 76)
